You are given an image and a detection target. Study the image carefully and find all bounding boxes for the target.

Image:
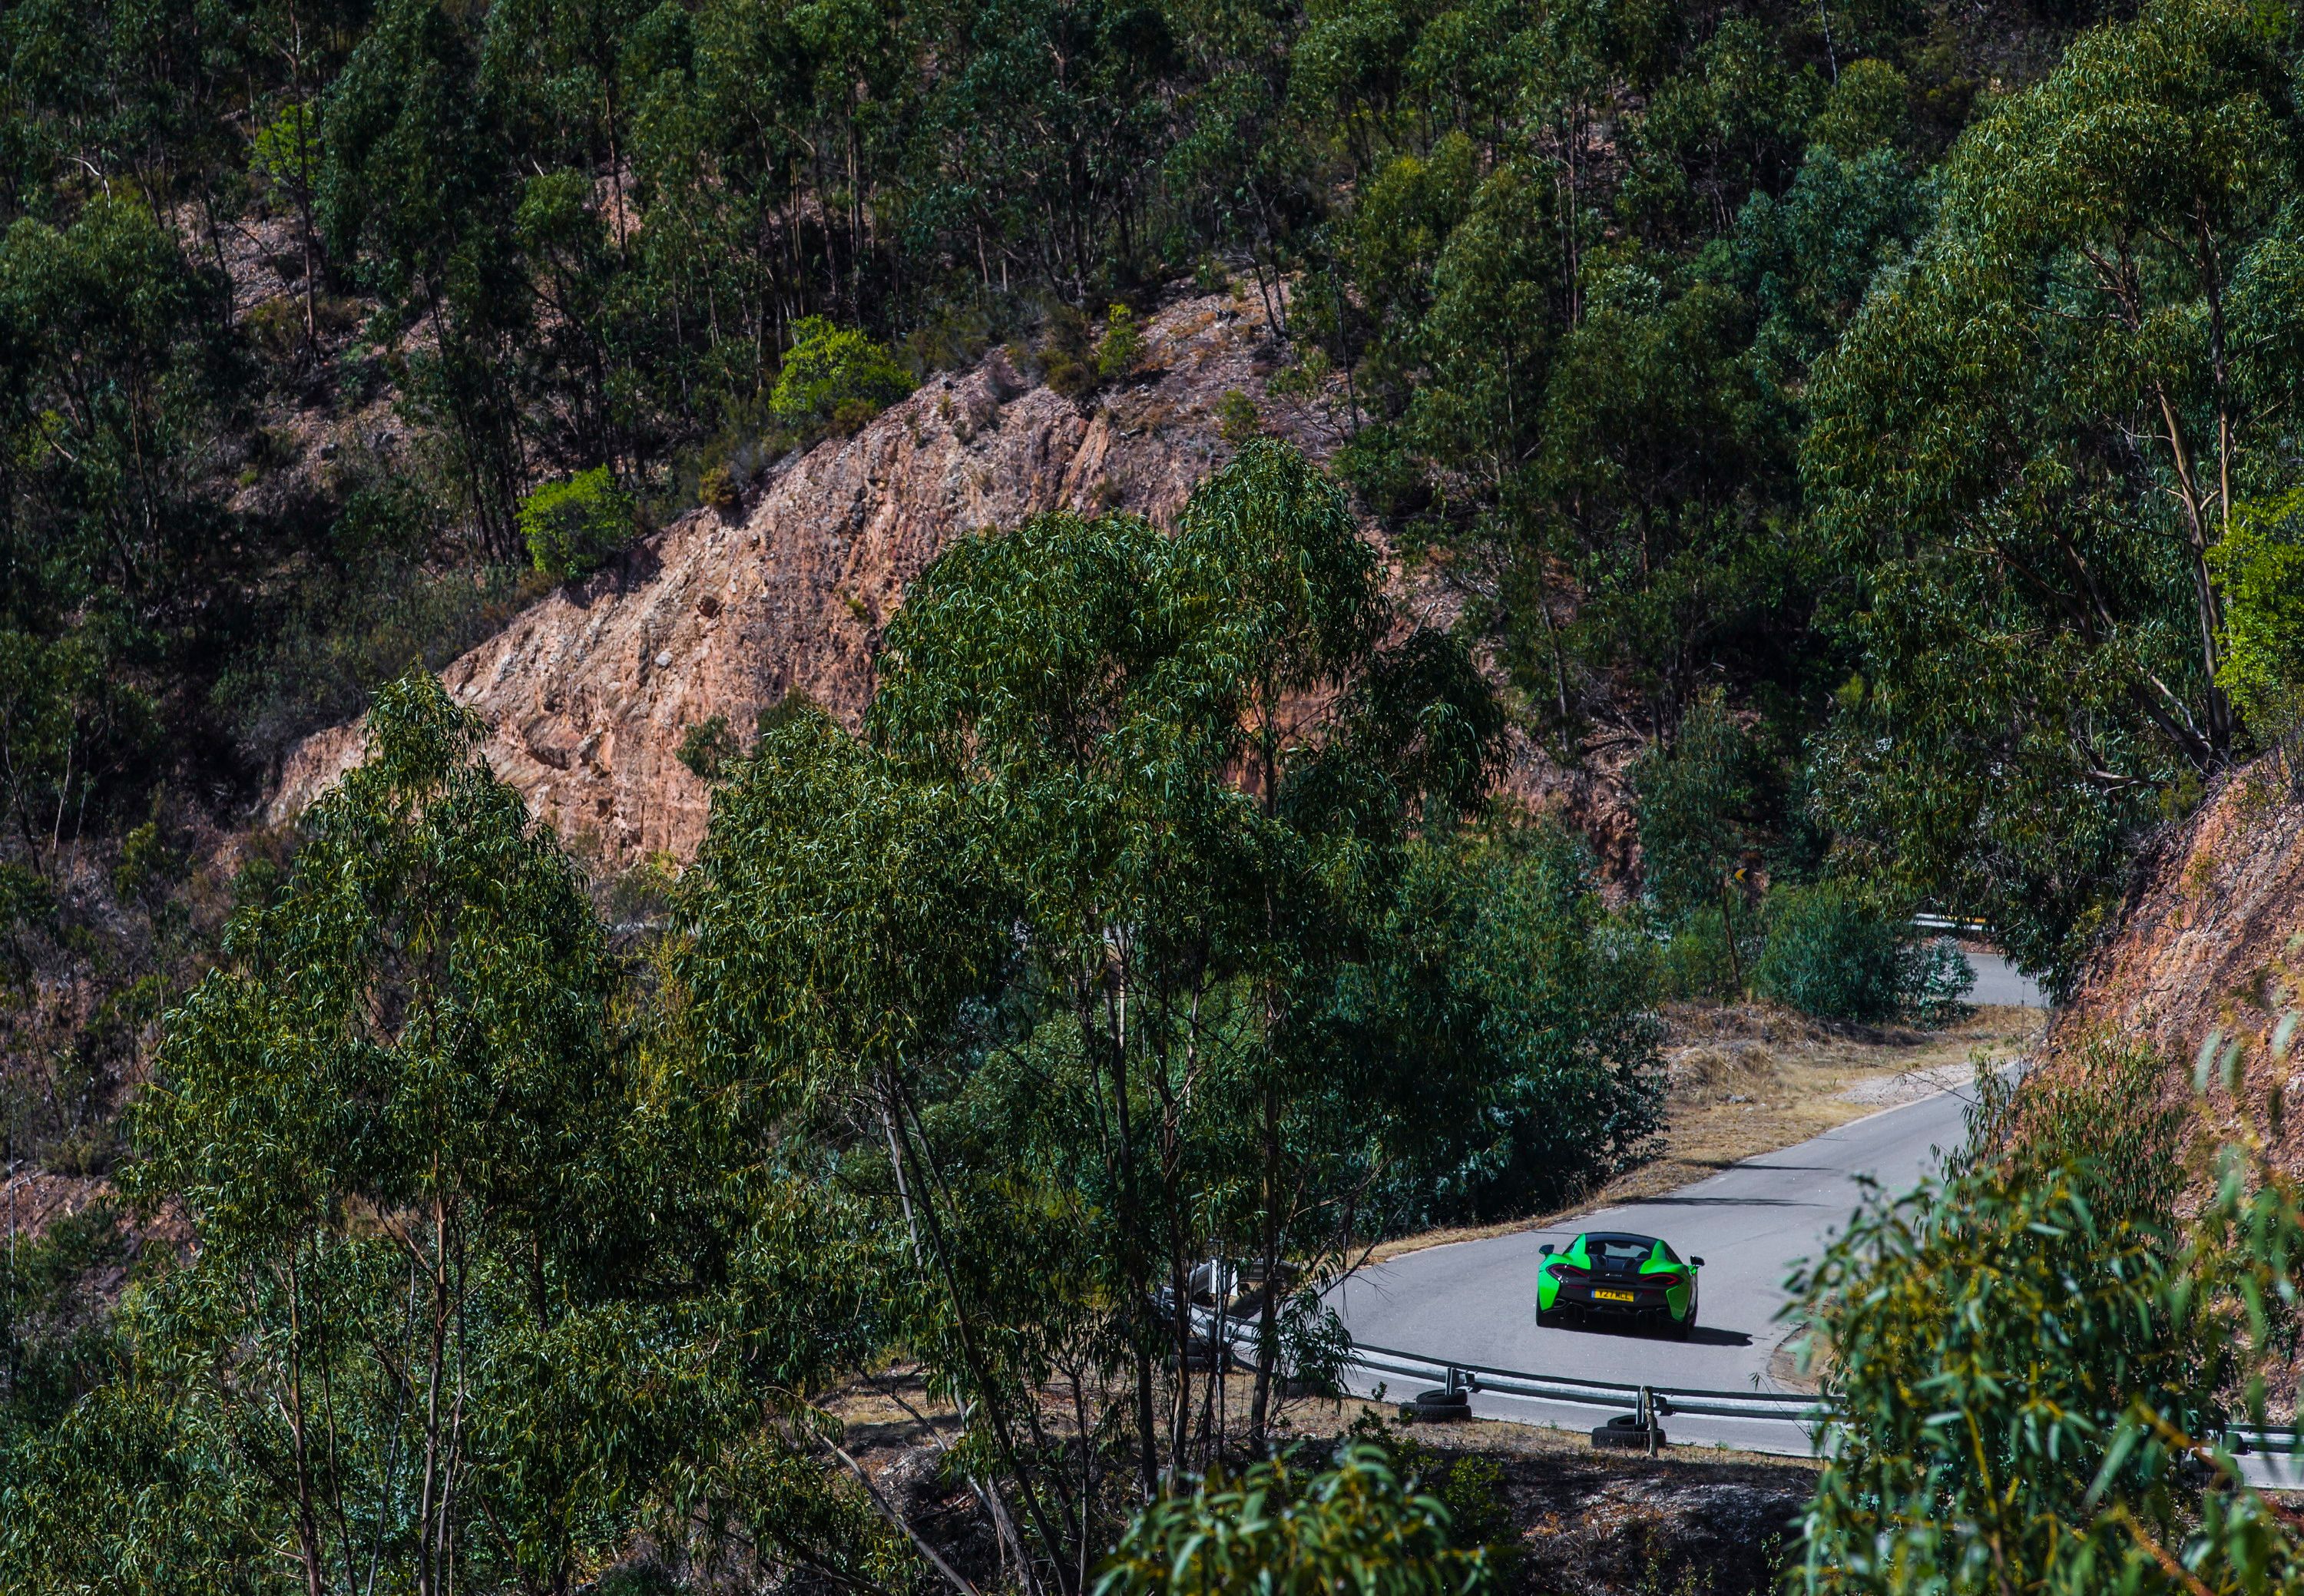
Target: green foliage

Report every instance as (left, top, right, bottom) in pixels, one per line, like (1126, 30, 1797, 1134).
(0, 1204, 124, 1438)
(1094, 303, 1146, 378)
(1632, 693, 1758, 921)
(1216, 388, 1261, 442)
(679, 444, 1508, 1572)
(0, 671, 906, 1595)
(1794, 1039, 2304, 1596)
(700, 461, 741, 512)
(250, 101, 320, 190)
(1370, 820, 1663, 1225)
(770, 316, 914, 431)
(2209, 490, 2304, 743)
(1750, 883, 1971, 1025)
(677, 714, 741, 780)
(1096, 1442, 1492, 1596)
(519, 466, 634, 578)
(1805, 0, 2304, 987)
(1655, 904, 1752, 1005)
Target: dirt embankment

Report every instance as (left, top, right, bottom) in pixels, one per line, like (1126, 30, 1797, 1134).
(806, 1372, 1809, 1596)
(2034, 756, 2304, 1152)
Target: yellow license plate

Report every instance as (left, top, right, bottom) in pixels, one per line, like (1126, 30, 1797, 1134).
(1593, 1288, 1635, 1303)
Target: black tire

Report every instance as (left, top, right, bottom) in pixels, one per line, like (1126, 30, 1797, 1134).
(1536, 1306, 1558, 1329)
(1591, 1412, 1667, 1450)
(1670, 1314, 1692, 1342)
(1410, 1387, 1471, 1422)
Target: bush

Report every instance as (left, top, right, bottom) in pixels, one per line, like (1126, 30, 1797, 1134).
(1096, 1442, 1492, 1596)
(1655, 904, 1755, 1002)
(1750, 884, 1972, 1025)
(769, 316, 913, 431)
(1630, 691, 1757, 920)
(1793, 1048, 2304, 1596)
(1371, 821, 1664, 1226)
(677, 714, 740, 780)
(519, 467, 633, 579)
(1094, 303, 1145, 378)
(699, 462, 740, 513)
(1217, 387, 1261, 442)
(2208, 489, 2304, 754)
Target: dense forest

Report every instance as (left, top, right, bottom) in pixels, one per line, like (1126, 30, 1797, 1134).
(5, 0, 2304, 1160)
(9, 0, 2304, 1586)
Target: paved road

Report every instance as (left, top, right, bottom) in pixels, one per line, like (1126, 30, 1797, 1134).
(1329, 1078, 1989, 1451)
(1963, 947, 2046, 1007)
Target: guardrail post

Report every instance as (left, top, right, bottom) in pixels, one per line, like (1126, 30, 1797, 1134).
(1640, 1386, 1657, 1456)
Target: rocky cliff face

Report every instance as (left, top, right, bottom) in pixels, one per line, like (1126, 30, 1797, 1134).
(271, 290, 1360, 866)
(270, 286, 1624, 876)
(2035, 754, 2304, 1151)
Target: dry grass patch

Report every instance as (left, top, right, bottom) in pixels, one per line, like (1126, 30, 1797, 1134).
(1369, 1002, 2044, 1263)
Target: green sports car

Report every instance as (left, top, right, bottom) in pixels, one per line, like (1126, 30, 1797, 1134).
(1535, 1231, 1703, 1339)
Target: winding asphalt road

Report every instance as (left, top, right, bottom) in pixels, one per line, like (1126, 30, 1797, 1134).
(1330, 1077, 1988, 1452)
(1327, 952, 2304, 1485)
(1329, 935, 2048, 1452)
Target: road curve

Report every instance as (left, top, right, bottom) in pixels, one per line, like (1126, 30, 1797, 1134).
(1329, 1077, 1988, 1452)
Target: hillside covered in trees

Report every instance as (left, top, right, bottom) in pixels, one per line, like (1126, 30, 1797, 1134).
(12, 0, 2304, 1588)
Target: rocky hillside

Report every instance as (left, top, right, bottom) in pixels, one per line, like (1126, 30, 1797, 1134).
(270, 288, 1619, 874)
(2035, 753, 2304, 1142)
(270, 290, 1350, 866)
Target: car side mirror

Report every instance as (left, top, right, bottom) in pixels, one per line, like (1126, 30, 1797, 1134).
(1538, 1243, 1554, 1256)
(1690, 1257, 1706, 1267)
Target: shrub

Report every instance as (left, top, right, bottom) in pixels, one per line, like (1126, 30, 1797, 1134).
(519, 466, 633, 579)
(769, 316, 913, 431)
(699, 462, 740, 513)
(1902, 935, 1975, 1026)
(1371, 821, 1664, 1226)
(2208, 489, 2304, 757)
(1750, 884, 1973, 1024)
(1655, 904, 1755, 1002)
(1094, 303, 1145, 378)
(1793, 1050, 2304, 1596)
(1217, 387, 1261, 442)
(1630, 691, 1757, 920)
(1096, 1442, 1491, 1596)
(677, 714, 740, 780)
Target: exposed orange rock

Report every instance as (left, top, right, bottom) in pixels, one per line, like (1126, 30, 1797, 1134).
(268, 286, 1627, 878)
(2035, 755, 2304, 1149)
(272, 290, 1355, 865)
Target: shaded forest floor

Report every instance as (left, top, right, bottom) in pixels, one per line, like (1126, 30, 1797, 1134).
(824, 1367, 1814, 1596)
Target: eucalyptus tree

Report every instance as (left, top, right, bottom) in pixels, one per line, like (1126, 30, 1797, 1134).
(679, 442, 1502, 1589)
(1796, 1046, 2304, 1596)
(1803, 0, 2304, 980)
(0, 673, 899, 1596)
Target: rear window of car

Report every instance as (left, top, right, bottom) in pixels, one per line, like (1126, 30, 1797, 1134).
(1591, 1237, 1652, 1263)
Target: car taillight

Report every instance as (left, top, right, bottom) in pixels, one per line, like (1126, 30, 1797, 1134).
(1553, 1265, 1589, 1280)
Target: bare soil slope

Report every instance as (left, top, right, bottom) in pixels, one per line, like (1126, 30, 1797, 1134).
(2036, 756, 2304, 1138)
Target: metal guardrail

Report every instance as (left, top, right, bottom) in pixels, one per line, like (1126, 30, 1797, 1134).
(1179, 1302, 1829, 1430)
(1180, 1300, 2304, 1454)
(1344, 1339, 1832, 1426)
(1912, 913, 1991, 936)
